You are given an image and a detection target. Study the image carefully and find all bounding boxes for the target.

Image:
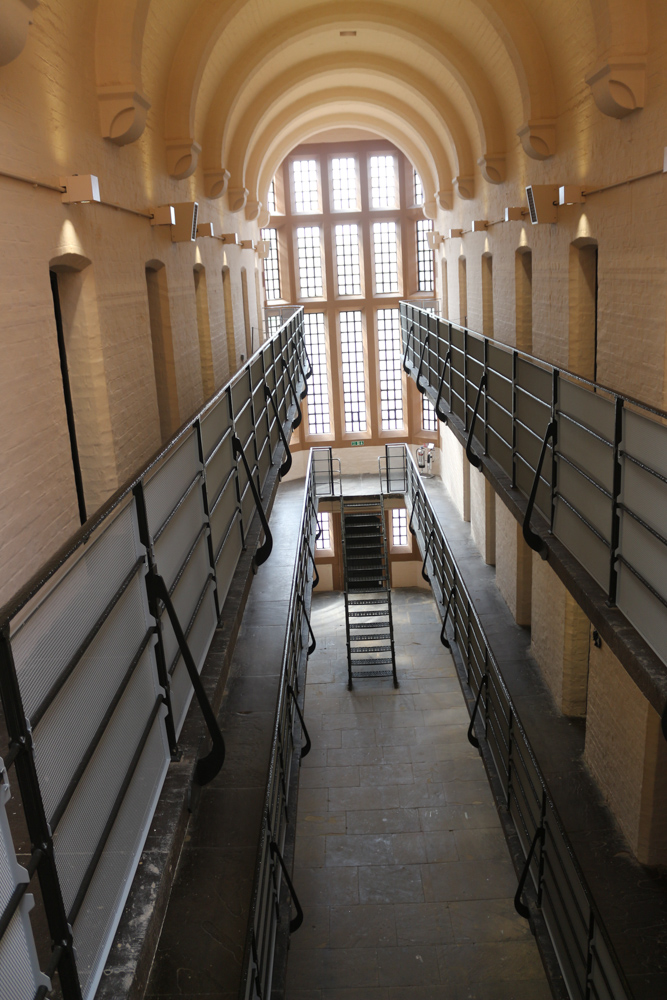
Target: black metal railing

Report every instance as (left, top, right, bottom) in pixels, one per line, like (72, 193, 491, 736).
(0, 308, 307, 1000)
(240, 450, 318, 1000)
(400, 301, 667, 727)
(403, 444, 632, 1000)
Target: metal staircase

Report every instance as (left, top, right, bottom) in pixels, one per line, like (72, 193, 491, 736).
(341, 494, 398, 689)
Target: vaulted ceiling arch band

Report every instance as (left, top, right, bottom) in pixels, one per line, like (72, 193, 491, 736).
(250, 109, 449, 228)
(175, 5, 512, 180)
(221, 54, 479, 201)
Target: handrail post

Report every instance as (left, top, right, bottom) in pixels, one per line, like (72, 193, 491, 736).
(416, 332, 430, 394)
(287, 684, 312, 760)
(297, 594, 317, 655)
(264, 383, 292, 476)
(514, 820, 545, 920)
(522, 420, 557, 559)
(284, 366, 303, 429)
(435, 349, 451, 423)
(440, 586, 456, 648)
(467, 674, 487, 749)
(233, 435, 274, 569)
(269, 840, 304, 933)
(307, 541, 319, 589)
(608, 396, 624, 604)
(403, 323, 414, 373)
(465, 374, 487, 469)
(421, 530, 434, 582)
(147, 572, 225, 785)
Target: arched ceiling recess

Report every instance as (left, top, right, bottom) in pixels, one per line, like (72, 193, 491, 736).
(254, 109, 445, 227)
(92, 0, 647, 153)
(198, 10, 510, 195)
(172, 0, 557, 172)
(238, 89, 454, 218)
(223, 55, 479, 203)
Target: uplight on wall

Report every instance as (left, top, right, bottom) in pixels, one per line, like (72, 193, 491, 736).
(426, 231, 444, 250)
(558, 186, 586, 206)
(240, 239, 255, 250)
(256, 239, 271, 259)
(171, 202, 199, 242)
(525, 185, 558, 224)
(448, 228, 463, 239)
(471, 220, 488, 232)
(504, 207, 524, 221)
(151, 205, 175, 226)
(220, 233, 239, 244)
(60, 175, 100, 204)
(196, 222, 215, 238)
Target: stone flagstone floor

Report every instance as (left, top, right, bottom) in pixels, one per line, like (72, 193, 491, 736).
(284, 588, 550, 1000)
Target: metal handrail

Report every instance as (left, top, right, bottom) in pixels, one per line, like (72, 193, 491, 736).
(232, 434, 274, 569)
(402, 443, 633, 1000)
(239, 448, 319, 1000)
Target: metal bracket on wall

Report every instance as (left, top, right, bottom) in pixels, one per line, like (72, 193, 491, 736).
(264, 384, 292, 477)
(232, 435, 274, 569)
(522, 420, 557, 559)
(284, 366, 303, 429)
(514, 820, 545, 920)
(421, 530, 434, 582)
(297, 594, 316, 655)
(287, 683, 312, 760)
(147, 572, 225, 785)
(466, 674, 488, 750)
(269, 839, 304, 933)
(416, 333, 430, 394)
(465, 374, 487, 469)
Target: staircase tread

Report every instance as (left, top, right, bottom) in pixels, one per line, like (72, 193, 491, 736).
(349, 657, 394, 666)
(350, 669, 395, 678)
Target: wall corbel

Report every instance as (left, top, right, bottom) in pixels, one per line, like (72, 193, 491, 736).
(436, 189, 453, 212)
(477, 154, 506, 185)
(452, 176, 475, 201)
(0, 0, 38, 66)
(586, 59, 646, 118)
(245, 198, 262, 221)
(228, 187, 249, 213)
(97, 86, 150, 146)
(166, 140, 201, 180)
(204, 168, 230, 199)
(517, 119, 557, 160)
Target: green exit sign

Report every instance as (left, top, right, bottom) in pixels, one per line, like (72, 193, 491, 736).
(350, 440, 365, 447)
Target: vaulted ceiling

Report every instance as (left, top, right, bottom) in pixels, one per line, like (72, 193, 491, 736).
(71, 0, 648, 222)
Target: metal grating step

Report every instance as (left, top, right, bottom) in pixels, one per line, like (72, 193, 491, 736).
(349, 657, 394, 666)
(349, 645, 393, 653)
(350, 669, 394, 679)
(348, 610, 389, 617)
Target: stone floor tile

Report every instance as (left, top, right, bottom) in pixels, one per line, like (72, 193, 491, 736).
(448, 898, 533, 943)
(289, 904, 330, 951)
(329, 784, 401, 812)
(422, 860, 517, 902)
(359, 864, 425, 904)
(326, 833, 394, 867)
(423, 830, 459, 863)
(397, 780, 447, 809)
(376, 944, 441, 986)
(295, 865, 359, 907)
(359, 762, 415, 786)
(346, 808, 421, 836)
(321, 991, 388, 1000)
(295, 834, 327, 867)
(329, 904, 397, 948)
(419, 803, 501, 832)
(298, 787, 329, 812)
(327, 745, 384, 766)
(453, 827, 514, 863)
(300, 766, 360, 789)
(393, 901, 455, 946)
(379, 709, 426, 729)
(437, 941, 546, 984)
(388, 831, 428, 864)
(444, 779, 497, 805)
(297, 811, 347, 836)
(341, 728, 379, 748)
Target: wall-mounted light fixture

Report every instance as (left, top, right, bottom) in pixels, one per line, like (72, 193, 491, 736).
(504, 207, 525, 221)
(426, 231, 444, 250)
(525, 185, 558, 224)
(240, 239, 255, 250)
(151, 205, 175, 226)
(171, 202, 199, 242)
(448, 228, 464, 239)
(558, 186, 586, 206)
(256, 239, 271, 259)
(471, 220, 488, 232)
(196, 222, 215, 238)
(220, 233, 239, 244)
(60, 175, 100, 204)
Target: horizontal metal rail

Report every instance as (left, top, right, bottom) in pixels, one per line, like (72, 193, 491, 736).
(400, 301, 667, 728)
(239, 448, 319, 1000)
(403, 444, 632, 1000)
(0, 308, 306, 1000)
